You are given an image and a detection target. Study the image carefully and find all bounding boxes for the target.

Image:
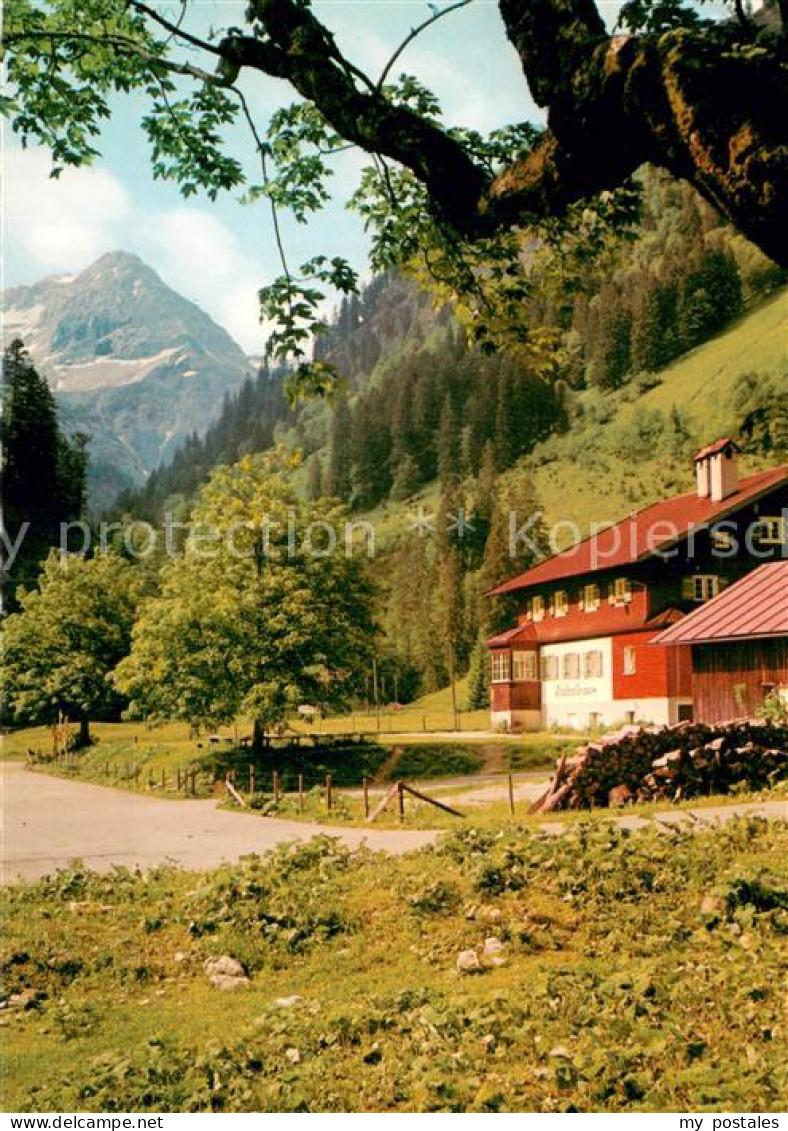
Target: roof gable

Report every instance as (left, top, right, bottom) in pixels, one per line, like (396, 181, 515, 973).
(490, 465, 788, 596)
(654, 562, 788, 645)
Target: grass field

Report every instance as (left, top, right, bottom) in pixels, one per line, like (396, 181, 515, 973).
(6, 706, 578, 805)
(3, 815, 787, 1112)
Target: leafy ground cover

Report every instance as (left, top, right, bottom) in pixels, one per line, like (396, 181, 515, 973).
(2, 817, 786, 1112)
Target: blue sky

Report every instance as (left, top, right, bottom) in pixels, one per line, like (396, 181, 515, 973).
(3, 1, 546, 351)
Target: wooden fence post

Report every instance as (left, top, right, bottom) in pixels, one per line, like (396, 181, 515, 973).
(161, 767, 166, 792)
(273, 771, 280, 802)
(176, 768, 182, 792)
(249, 764, 255, 795)
(508, 773, 515, 815)
(363, 776, 370, 819)
(298, 773, 304, 813)
(326, 774, 332, 811)
(397, 780, 405, 823)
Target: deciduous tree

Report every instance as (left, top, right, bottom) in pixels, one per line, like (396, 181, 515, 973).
(114, 457, 376, 746)
(3, 551, 145, 744)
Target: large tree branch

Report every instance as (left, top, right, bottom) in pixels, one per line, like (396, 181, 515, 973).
(2, 28, 222, 84)
(214, 0, 788, 265)
(492, 14, 788, 263)
(499, 0, 607, 107)
(220, 0, 492, 234)
(8, 0, 785, 265)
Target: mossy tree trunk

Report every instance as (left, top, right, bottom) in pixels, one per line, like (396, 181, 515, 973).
(227, 0, 788, 265)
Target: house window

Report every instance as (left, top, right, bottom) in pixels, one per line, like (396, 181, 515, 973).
(683, 574, 721, 602)
(562, 652, 580, 680)
(512, 651, 537, 681)
(541, 655, 559, 681)
(711, 526, 736, 553)
(584, 650, 604, 678)
(623, 646, 637, 675)
(589, 712, 602, 730)
(581, 583, 600, 611)
(756, 516, 786, 545)
(552, 590, 569, 617)
(491, 652, 511, 683)
(625, 710, 636, 725)
(532, 595, 546, 621)
(609, 578, 633, 605)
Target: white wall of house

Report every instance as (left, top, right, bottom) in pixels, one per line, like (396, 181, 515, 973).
(491, 708, 542, 732)
(541, 637, 613, 729)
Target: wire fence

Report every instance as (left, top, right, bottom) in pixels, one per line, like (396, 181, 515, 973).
(27, 745, 529, 821)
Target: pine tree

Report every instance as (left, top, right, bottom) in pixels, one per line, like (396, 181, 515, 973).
(1, 340, 88, 604)
(437, 394, 460, 485)
(493, 367, 518, 471)
(465, 630, 490, 710)
(390, 454, 422, 501)
(629, 284, 660, 373)
(328, 396, 353, 501)
(478, 471, 546, 635)
(587, 286, 632, 388)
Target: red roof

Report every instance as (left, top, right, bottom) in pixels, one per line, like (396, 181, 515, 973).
(489, 465, 788, 596)
(694, 437, 739, 461)
(486, 622, 538, 648)
(654, 563, 788, 645)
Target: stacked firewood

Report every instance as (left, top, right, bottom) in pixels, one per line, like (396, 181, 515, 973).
(531, 721, 788, 812)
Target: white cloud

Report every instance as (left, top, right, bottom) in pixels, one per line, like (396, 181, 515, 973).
(2, 146, 132, 278)
(2, 144, 270, 352)
(326, 19, 535, 134)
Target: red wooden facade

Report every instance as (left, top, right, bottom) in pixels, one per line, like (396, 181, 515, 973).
(655, 562, 788, 724)
(490, 680, 541, 714)
(690, 639, 788, 723)
(611, 630, 693, 701)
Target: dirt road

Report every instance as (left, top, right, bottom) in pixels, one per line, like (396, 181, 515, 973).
(3, 763, 785, 884)
(1, 763, 436, 882)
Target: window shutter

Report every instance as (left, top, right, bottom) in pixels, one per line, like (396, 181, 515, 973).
(681, 577, 695, 600)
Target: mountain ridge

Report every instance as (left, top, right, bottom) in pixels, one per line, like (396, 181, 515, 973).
(2, 251, 254, 509)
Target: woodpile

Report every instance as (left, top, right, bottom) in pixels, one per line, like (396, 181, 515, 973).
(531, 721, 788, 812)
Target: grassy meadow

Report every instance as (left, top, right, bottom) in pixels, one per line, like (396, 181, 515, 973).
(2, 817, 787, 1112)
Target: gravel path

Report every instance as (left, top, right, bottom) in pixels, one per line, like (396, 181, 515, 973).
(2, 763, 785, 884)
(0, 763, 436, 883)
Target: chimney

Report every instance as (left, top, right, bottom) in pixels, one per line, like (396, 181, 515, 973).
(693, 438, 740, 502)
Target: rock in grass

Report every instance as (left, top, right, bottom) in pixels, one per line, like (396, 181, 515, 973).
(456, 949, 483, 974)
(275, 995, 304, 1008)
(482, 936, 507, 967)
(204, 955, 249, 990)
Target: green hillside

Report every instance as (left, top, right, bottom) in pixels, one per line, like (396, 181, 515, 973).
(641, 286, 788, 423)
(347, 285, 788, 550)
(524, 286, 788, 539)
